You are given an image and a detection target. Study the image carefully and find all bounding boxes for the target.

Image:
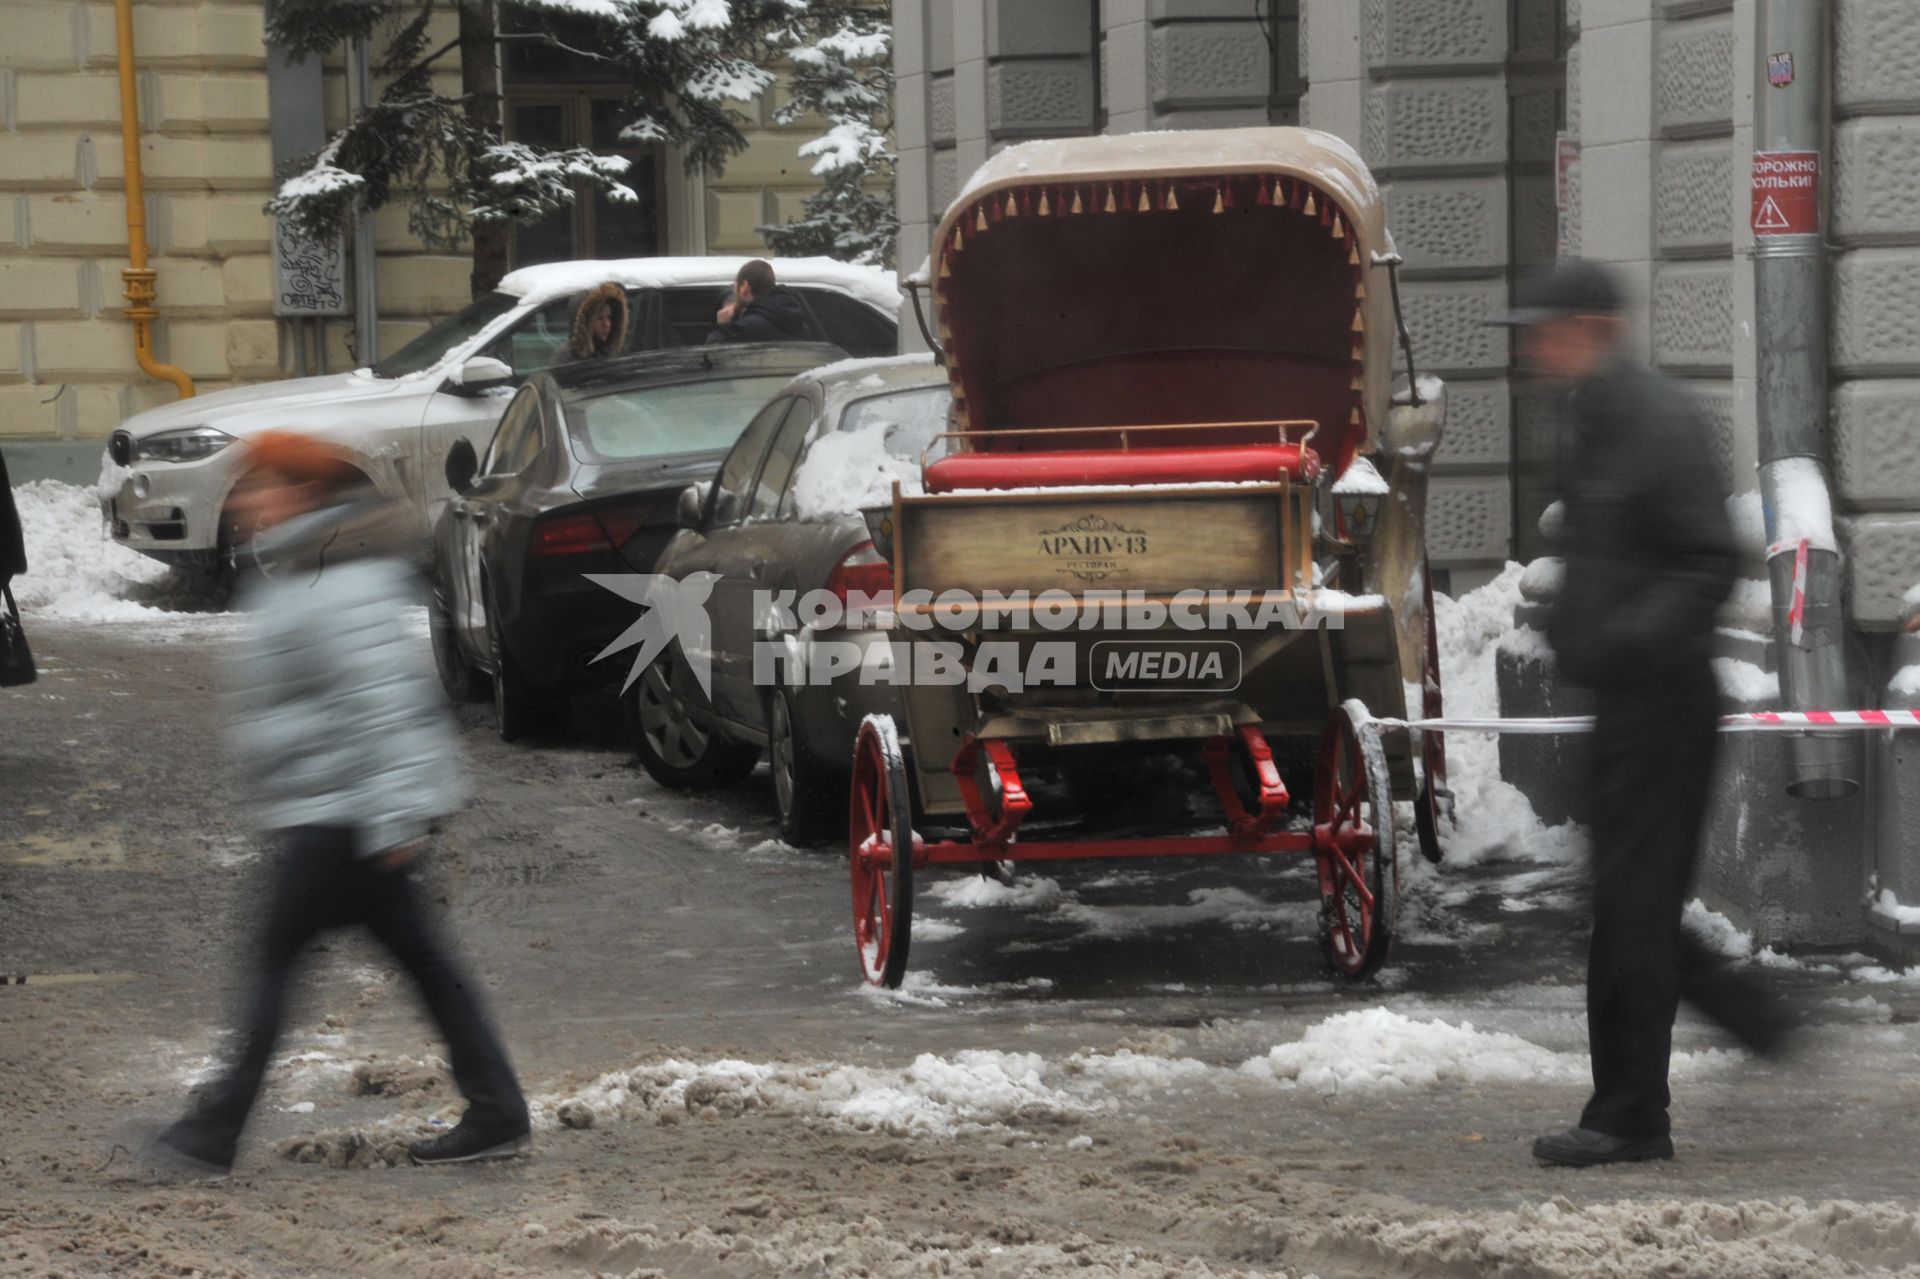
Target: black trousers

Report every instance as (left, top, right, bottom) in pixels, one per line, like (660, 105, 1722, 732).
(171, 826, 526, 1160)
(1578, 665, 1778, 1139)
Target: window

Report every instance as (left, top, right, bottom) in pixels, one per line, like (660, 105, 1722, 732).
(563, 375, 796, 463)
(783, 386, 953, 521)
(483, 298, 580, 375)
(484, 390, 545, 477)
(747, 399, 818, 520)
(709, 396, 794, 526)
(801, 290, 898, 358)
(370, 292, 519, 379)
(658, 286, 740, 347)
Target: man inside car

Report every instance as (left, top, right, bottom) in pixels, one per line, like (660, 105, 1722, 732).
(707, 259, 807, 344)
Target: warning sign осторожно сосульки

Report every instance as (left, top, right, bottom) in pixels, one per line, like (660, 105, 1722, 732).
(1752, 150, 1819, 237)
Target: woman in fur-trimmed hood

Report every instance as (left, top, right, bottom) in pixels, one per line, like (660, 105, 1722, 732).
(555, 281, 629, 363)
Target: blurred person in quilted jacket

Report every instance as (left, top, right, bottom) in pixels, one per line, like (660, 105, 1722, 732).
(149, 431, 528, 1178)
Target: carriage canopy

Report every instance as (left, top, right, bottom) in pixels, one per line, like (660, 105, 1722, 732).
(929, 127, 1398, 477)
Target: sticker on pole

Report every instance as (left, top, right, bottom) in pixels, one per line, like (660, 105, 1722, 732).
(1752, 151, 1819, 237)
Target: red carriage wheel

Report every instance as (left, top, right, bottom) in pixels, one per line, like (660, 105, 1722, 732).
(1313, 704, 1396, 979)
(849, 715, 914, 988)
(1414, 559, 1453, 865)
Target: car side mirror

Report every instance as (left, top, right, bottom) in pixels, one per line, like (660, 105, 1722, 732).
(444, 438, 479, 496)
(676, 483, 706, 530)
(450, 356, 514, 393)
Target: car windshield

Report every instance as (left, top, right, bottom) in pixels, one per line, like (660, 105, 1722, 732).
(564, 375, 797, 463)
(370, 292, 520, 378)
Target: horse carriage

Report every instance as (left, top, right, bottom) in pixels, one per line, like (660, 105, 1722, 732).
(849, 128, 1452, 988)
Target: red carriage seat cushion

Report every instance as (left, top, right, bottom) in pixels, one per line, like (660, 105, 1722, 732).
(922, 443, 1317, 494)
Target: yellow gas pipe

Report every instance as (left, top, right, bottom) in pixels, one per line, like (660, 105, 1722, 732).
(113, 0, 195, 398)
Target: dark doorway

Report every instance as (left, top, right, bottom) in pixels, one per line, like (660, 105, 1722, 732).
(1507, 0, 1570, 561)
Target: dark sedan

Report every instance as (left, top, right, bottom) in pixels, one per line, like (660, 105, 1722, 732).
(430, 343, 843, 740)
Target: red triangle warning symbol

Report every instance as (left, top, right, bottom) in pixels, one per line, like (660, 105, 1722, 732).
(1755, 195, 1792, 231)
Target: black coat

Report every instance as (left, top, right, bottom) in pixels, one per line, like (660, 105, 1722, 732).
(0, 447, 24, 582)
(706, 285, 808, 344)
(1546, 359, 1737, 691)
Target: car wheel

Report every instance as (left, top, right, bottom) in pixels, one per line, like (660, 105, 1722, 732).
(429, 587, 489, 703)
(769, 689, 844, 847)
(629, 643, 758, 788)
(488, 599, 565, 743)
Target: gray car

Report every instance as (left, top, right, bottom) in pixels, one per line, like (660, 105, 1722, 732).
(637, 356, 953, 844)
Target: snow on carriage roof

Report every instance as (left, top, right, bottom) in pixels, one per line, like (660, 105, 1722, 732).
(944, 126, 1384, 227)
(496, 255, 901, 314)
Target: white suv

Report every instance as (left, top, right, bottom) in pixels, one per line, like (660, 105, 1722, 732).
(99, 256, 899, 571)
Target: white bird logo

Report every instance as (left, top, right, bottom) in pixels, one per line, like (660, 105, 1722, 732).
(584, 571, 721, 696)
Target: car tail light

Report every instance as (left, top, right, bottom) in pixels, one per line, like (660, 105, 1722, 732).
(826, 541, 894, 613)
(531, 502, 653, 556)
(533, 511, 613, 555)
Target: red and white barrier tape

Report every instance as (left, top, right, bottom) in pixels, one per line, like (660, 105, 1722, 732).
(1376, 708, 1920, 736)
(1788, 537, 1810, 647)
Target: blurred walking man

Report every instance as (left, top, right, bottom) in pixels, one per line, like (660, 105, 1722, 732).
(1491, 260, 1788, 1167)
(150, 432, 529, 1178)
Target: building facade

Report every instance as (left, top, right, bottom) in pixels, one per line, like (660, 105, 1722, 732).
(0, 1, 835, 482)
(890, 0, 1920, 947)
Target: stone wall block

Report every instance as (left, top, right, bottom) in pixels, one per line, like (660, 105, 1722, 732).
(931, 148, 959, 215)
(1832, 248, 1920, 375)
(1654, 15, 1735, 137)
(1833, 119, 1920, 246)
(25, 191, 135, 252)
(986, 58, 1095, 135)
(1147, 21, 1270, 110)
(33, 319, 142, 377)
(1833, 381, 1920, 510)
(1363, 79, 1506, 172)
(1840, 514, 1920, 625)
(0, 385, 67, 438)
(1399, 278, 1510, 373)
(1426, 474, 1514, 562)
(929, 73, 956, 144)
(1383, 176, 1507, 272)
(990, 0, 1096, 56)
(1431, 378, 1512, 469)
(0, 259, 87, 318)
(1360, 0, 1504, 71)
(1655, 140, 1733, 254)
(1651, 261, 1734, 371)
(11, 72, 122, 128)
(1835, 0, 1920, 114)
(1, 5, 82, 70)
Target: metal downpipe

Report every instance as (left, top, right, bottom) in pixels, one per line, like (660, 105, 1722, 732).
(1753, 0, 1853, 799)
(113, 0, 195, 399)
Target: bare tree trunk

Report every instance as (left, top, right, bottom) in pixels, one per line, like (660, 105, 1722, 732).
(461, 3, 510, 299)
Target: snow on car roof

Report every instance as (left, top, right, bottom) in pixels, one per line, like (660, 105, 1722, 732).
(496, 255, 902, 315)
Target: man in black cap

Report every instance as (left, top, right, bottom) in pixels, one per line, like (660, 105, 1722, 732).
(1491, 259, 1788, 1167)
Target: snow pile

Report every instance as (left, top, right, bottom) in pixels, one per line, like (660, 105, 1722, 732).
(789, 419, 923, 518)
(1873, 889, 1920, 927)
(1330, 454, 1388, 496)
(1431, 564, 1587, 867)
(1682, 899, 1797, 969)
(1239, 1007, 1581, 1092)
(1762, 457, 1840, 555)
(1713, 656, 1780, 703)
(534, 1049, 1101, 1138)
(1300, 1196, 1920, 1279)
(927, 872, 1066, 911)
(10, 480, 224, 623)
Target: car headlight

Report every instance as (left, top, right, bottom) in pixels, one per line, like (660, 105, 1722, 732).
(135, 426, 236, 464)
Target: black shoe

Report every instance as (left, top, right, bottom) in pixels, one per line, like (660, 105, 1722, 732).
(408, 1116, 531, 1166)
(145, 1126, 235, 1183)
(1531, 1125, 1673, 1167)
